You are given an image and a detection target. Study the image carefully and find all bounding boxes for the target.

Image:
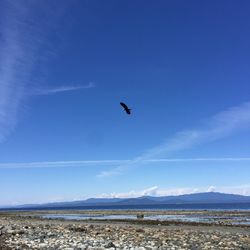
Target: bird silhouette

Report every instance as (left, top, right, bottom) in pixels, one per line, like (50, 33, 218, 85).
(120, 102, 131, 114)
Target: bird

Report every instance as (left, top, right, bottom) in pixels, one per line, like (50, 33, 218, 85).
(120, 102, 131, 114)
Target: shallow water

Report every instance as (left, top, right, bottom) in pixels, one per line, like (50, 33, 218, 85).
(38, 213, 250, 225)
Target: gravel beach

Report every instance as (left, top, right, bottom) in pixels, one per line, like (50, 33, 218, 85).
(0, 211, 249, 249)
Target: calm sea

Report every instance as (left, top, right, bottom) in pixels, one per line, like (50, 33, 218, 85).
(2, 203, 250, 211)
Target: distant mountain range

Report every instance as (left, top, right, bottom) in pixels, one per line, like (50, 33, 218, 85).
(15, 192, 250, 209)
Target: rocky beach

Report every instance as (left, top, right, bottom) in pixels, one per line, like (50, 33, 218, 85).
(0, 210, 249, 249)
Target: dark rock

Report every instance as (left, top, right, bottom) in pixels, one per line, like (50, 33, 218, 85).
(137, 214, 144, 219)
(88, 225, 94, 229)
(69, 226, 87, 233)
(135, 228, 145, 233)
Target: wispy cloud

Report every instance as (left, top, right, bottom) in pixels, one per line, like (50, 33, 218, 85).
(0, 159, 128, 169)
(99, 186, 160, 198)
(98, 101, 250, 177)
(97, 184, 250, 198)
(31, 82, 95, 95)
(0, 1, 90, 143)
(0, 1, 32, 142)
(0, 157, 250, 169)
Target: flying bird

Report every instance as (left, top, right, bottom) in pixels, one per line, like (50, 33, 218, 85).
(120, 102, 131, 115)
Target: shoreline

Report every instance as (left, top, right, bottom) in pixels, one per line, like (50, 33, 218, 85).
(1, 209, 250, 227)
(2, 208, 250, 215)
(0, 210, 249, 249)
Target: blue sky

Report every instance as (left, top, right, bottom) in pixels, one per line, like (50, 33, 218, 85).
(0, 0, 250, 206)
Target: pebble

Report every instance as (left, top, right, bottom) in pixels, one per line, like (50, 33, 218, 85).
(0, 216, 249, 249)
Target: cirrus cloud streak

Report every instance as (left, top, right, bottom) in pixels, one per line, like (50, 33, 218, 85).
(98, 101, 250, 177)
(0, 157, 250, 169)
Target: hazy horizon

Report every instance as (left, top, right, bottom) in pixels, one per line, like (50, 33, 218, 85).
(2, 186, 250, 207)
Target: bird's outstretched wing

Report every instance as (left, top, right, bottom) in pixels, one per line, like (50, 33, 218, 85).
(120, 102, 131, 114)
(120, 102, 128, 109)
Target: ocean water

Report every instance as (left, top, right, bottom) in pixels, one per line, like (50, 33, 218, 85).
(4, 203, 250, 211)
